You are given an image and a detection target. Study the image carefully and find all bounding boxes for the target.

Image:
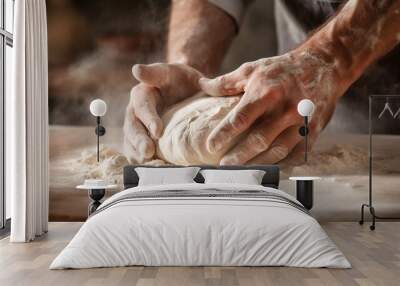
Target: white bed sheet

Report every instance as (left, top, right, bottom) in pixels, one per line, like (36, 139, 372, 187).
(50, 183, 350, 269)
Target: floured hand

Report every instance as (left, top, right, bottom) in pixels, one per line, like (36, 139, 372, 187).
(124, 63, 203, 163)
(199, 48, 350, 165)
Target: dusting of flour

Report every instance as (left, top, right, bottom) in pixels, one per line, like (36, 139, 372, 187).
(50, 145, 166, 188)
(76, 147, 129, 183)
(282, 144, 369, 177)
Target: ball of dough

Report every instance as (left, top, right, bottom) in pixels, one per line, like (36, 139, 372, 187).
(157, 93, 241, 165)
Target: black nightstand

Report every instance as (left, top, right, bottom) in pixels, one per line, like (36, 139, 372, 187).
(289, 177, 321, 210)
(77, 184, 118, 215)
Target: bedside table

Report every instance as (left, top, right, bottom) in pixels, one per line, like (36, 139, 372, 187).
(289, 177, 321, 210)
(76, 183, 118, 216)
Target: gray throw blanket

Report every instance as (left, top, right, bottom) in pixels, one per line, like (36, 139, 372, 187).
(91, 188, 309, 218)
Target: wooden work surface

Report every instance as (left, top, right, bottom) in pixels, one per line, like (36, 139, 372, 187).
(1, 222, 400, 286)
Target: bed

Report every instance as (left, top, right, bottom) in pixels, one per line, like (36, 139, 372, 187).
(50, 165, 350, 269)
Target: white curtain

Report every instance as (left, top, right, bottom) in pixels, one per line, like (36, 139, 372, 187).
(8, 0, 49, 242)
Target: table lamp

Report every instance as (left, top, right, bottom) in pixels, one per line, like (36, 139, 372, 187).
(297, 99, 315, 163)
(90, 99, 107, 162)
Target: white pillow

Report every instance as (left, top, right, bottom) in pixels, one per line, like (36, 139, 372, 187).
(200, 169, 266, 185)
(135, 167, 200, 186)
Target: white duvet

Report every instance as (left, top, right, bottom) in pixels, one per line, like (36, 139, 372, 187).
(50, 183, 350, 269)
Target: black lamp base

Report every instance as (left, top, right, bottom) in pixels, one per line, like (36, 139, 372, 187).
(95, 116, 106, 162)
(95, 125, 106, 136)
(298, 126, 309, 136)
(298, 116, 309, 163)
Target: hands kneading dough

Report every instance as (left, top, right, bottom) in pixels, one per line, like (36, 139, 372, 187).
(124, 62, 245, 165)
(125, 67, 245, 165)
(125, 47, 347, 165)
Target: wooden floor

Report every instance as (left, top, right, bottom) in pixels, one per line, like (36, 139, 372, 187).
(0, 222, 399, 286)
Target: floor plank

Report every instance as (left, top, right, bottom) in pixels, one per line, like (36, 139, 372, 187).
(0, 222, 399, 286)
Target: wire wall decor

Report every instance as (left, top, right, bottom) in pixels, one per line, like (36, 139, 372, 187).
(378, 97, 400, 119)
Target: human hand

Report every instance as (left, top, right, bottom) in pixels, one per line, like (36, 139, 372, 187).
(199, 48, 351, 165)
(124, 63, 203, 162)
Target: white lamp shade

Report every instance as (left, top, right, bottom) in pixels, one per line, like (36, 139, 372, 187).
(90, 99, 107, 117)
(297, 99, 315, 117)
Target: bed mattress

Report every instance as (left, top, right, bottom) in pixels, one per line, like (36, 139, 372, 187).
(50, 183, 350, 269)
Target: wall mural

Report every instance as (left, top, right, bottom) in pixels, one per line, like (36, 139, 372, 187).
(48, 0, 400, 221)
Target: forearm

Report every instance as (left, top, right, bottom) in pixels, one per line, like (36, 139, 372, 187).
(302, 0, 400, 91)
(168, 0, 237, 76)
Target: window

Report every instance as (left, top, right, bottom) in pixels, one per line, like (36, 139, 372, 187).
(1, 0, 14, 232)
